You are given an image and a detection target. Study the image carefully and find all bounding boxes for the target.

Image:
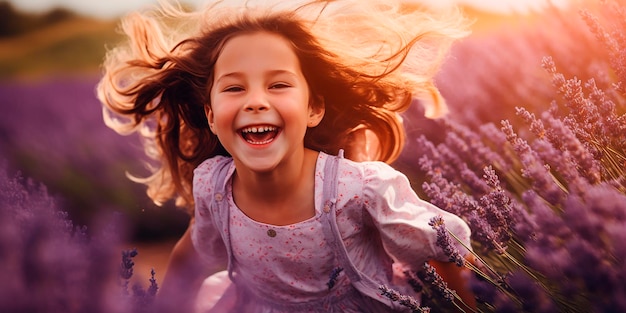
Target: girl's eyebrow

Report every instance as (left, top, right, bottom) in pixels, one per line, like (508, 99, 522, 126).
(214, 69, 299, 83)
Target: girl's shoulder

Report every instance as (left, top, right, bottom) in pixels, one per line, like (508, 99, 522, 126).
(326, 152, 408, 187)
(195, 155, 233, 174)
(193, 155, 234, 189)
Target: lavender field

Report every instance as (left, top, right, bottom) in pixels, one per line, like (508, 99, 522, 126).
(1, 1, 625, 312)
(0, 77, 188, 238)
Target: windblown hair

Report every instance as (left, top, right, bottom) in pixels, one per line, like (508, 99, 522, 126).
(97, 0, 469, 212)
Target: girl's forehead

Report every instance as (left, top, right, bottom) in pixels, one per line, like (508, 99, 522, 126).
(220, 31, 291, 53)
(214, 32, 301, 74)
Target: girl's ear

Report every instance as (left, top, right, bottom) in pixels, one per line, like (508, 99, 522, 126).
(205, 105, 216, 134)
(307, 99, 325, 128)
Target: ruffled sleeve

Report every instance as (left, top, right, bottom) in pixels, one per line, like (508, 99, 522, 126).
(359, 161, 472, 265)
(191, 156, 230, 266)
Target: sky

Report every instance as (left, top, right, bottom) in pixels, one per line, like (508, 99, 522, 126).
(9, 0, 571, 19)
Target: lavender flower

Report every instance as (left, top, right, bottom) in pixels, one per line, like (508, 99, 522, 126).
(0, 164, 122, 312)
(478, 166, 514, 245)
(417, 263, 456, 303)
(148, 269, 159, 297)
(580, 5, 626, 93)
(504, 271, 557, 313)
(444, 121, 511, 174)
(501, 120, 566, 205)
(400, 3, 626, 312)
(379, 285, 430, 313)
(0, 77, 188, 241)
(120, 248, 139, 295)
(428, 216, 466, 267)
(404, 270, 424, 294)
(515, 107, 546, 140)
(0, 162, 171, 313)
(326, 266, 343, 290)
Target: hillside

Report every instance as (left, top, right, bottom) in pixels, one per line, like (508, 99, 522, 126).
(0, 2, 538, 80)
(0, 2, 121, 79)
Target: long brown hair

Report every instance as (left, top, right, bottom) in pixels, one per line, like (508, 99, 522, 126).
(97, 0, 469, 212)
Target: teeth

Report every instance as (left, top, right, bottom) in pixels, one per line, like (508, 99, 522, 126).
(241, 126, 277, 133)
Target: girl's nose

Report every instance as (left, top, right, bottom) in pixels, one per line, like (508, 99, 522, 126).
(243, 89, 270, 112)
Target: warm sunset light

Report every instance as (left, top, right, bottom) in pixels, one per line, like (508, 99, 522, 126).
(423, 0, 572, 13)
(1, 0, 624, 312)
(7, 0, 573, 18)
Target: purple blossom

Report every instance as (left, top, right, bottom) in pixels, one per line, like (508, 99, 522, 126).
(585, 78, 625, 147)
(379, 285, 430, 313)
(445, 121, 511, 173)
(404, 270, 425, 294)
(326, 266, 343, 290)
(515, 107, 546, 140)
(120, 248, 139, 295)
(417, 263, 456, 303)
(521, 183, 626, 311)
(0, 163, 172, 312)
(501, 120, 566, 205)
(428, 215, 466, 267)
(0, 164, 122, 312)
(478, 123, 515, 172)
(580, 5, 626, 93)
(479, 166, 515, 243)
(466, 211, 505, 255)
(400, 2, 626, 312)
(419, 156, 469, 217)
(0, 78, 189, 241)
(503, 271, 557, 313)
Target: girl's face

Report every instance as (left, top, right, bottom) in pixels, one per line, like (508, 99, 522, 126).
(207, 31, 324, 173)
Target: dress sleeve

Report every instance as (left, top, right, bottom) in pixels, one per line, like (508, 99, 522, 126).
(360, 161, 472, 265)
(191, 157, 229, 267)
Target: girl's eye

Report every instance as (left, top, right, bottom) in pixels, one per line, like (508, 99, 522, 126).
(223, 86, 244, 92)
(270, 83, 290, 89)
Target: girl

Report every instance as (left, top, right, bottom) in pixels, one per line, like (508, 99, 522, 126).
(98, 0, 475, 312)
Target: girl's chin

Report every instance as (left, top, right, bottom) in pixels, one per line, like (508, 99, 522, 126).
(239, 162, 281, 174)
(234, 153, 284, 172)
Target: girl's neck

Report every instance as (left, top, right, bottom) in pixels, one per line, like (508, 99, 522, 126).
(231, 149, 319, 225)
(234, 149, 317, 194)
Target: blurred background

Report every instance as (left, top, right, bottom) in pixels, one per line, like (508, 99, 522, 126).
(0, 0, 602, 280)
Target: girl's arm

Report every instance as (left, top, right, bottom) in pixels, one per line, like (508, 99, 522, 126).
(158, 218, 225, 310)
(429, 257, 477, 312)
(161, 218, 205, 292)
(355, 161, 476, 310)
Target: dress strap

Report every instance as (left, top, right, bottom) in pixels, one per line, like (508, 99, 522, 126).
(212, 161, 237, 282)
(320, 150, 361, 282)
(320, 150, 401, 310)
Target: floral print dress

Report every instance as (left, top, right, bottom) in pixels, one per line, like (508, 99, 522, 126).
(191, 152, 471, 312)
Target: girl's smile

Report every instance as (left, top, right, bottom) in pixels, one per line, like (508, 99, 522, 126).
(239, 125, 281, 145)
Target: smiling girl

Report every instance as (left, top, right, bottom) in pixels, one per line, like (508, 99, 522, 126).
(98, 1, 474, 312)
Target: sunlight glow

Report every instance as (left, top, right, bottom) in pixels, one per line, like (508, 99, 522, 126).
(8, 0, 573, 19)
(418, 0, 572, 14)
